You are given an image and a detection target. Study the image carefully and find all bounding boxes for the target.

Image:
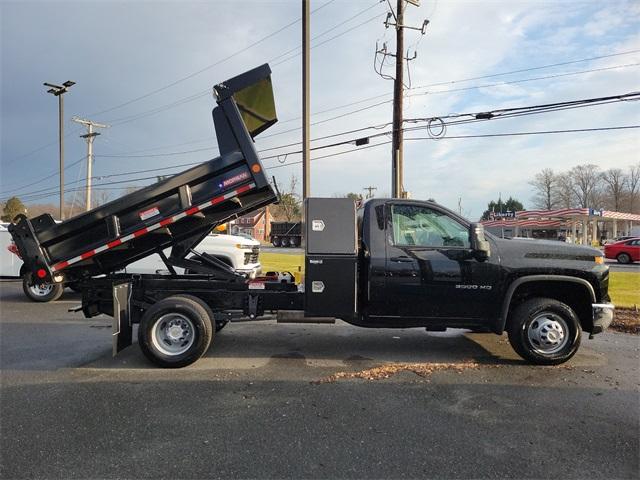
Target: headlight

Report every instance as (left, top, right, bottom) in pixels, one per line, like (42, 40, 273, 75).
(594, 256, 604, 264)
(235, 243, 254, 250)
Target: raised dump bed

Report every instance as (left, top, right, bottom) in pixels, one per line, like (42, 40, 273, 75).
(10, 64, 278, 285)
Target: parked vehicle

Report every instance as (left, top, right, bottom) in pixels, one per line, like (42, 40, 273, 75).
(270, 221, 301, 247)
(0, 223, 22, 278)
(126, 233, 261, 277)
(603, 235, 636, 245)
(10, 64, 614, 369)
(604, 237, 640, 264)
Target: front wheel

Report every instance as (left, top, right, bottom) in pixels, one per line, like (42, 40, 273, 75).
(617, 252, 632, 264)
(138, 296, 213, 368)
(507, 297, 581, 365)
(22, 274, 64, 302)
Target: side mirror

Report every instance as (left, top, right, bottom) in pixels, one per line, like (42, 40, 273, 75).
(469, 223, 490, 261)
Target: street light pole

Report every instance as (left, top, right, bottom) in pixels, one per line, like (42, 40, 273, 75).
(44, 80, 75, 220)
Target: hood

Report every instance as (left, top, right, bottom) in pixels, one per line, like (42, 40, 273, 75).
(494, 236, 602, 262)
(208, 233, 259, 246)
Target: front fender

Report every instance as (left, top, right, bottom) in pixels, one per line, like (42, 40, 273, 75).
(496, 275, 596, 333)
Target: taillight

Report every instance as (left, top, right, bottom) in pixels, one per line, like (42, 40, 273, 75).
(7, 242, 21, 259)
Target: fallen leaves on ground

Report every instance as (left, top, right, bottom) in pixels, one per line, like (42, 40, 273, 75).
(312, 362, 480, 384)
(610, 308, 640, 335)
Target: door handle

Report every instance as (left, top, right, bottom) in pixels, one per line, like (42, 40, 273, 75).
(390, 256, 414, 263)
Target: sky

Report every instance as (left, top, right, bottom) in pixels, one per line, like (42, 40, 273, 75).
(1, 0, 639, 219)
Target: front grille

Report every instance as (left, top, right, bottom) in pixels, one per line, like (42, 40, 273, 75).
(244, 246, 260, 265)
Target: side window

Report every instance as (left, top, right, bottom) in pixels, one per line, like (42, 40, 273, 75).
(390, 204, 470, 248)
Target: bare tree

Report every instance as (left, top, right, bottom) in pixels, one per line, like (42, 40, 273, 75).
(568, 164, 601, 208)
(601, 168, 626, 211)
(93, 190, 112, 207)
(627, 163, 640, 213)
(529, 168, 556, 210)
(553, 172, 575, 208)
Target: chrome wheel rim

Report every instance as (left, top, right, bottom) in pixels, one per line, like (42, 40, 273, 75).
(151, 313, 195, 356)
(30, 283, 53, 297)
(527, 312, 569, 355)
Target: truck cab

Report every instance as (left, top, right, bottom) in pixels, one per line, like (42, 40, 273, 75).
(353, 198, 612, 364)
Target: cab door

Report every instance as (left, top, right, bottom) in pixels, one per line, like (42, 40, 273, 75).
(384, 203, 499, 321)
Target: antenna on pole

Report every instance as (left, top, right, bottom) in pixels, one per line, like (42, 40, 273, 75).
(71, 117, 110, 211)
(363, 186, 378, 199)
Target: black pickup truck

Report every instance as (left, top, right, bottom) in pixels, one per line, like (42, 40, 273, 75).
(9, 64, 614, 368)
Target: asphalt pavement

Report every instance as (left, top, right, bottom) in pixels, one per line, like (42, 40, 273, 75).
(1, 280, 639, 479)
(606, 259, 640, 272)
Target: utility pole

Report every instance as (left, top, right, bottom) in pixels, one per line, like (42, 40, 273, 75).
(71, 117, 109, 211)
(44, 80, 75, 220)
(363, 186, 378, 199)
(302, 0, 311, 199)
(374, 1, 428, 198)
(391, 0, 405, 199)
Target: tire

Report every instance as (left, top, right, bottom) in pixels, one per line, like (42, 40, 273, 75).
(272, 237, 281, 247)
(22, 273, 64, 303)
(172, 294, 229, 332)
(507, 297, 581, 365)
(290, 237, 300, 248)
(617, 252, 632, 264)
(138, 295, 213, 368)
(281, 237, 290, 247)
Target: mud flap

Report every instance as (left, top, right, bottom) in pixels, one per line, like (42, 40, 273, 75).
(113, 282, 133, 356)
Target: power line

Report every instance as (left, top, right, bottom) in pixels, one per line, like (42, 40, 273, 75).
(1, 156, 87, 195)
(6, 48, 639, 167)
(107, 49, 640, 129)
(103, 7, 386, 127)
(86, 0, 337, 120)
(6, 77, 638, 197)
(409, 49, 640, 91)
(22, 89, 640, 195)
(268, 1, 384, 64)
(11, 122, 639, 203)
(272, 12, 386, 68)
(7, 85, 638, 203)
(244, 62, 640, 141)
(404, 125, 640, 141)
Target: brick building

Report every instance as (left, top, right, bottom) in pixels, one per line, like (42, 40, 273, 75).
(229, 207, 272, 242)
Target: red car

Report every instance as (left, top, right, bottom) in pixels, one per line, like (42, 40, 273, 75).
(604, 237, 640, 264)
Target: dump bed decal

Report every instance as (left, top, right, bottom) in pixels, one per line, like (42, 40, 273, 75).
(139, 206, 160, 221)
(51, 183, 255, 272)
(222, 171, 250, 188)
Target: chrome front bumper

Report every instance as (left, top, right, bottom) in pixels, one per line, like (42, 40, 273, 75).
(592, 303, 615, 334)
